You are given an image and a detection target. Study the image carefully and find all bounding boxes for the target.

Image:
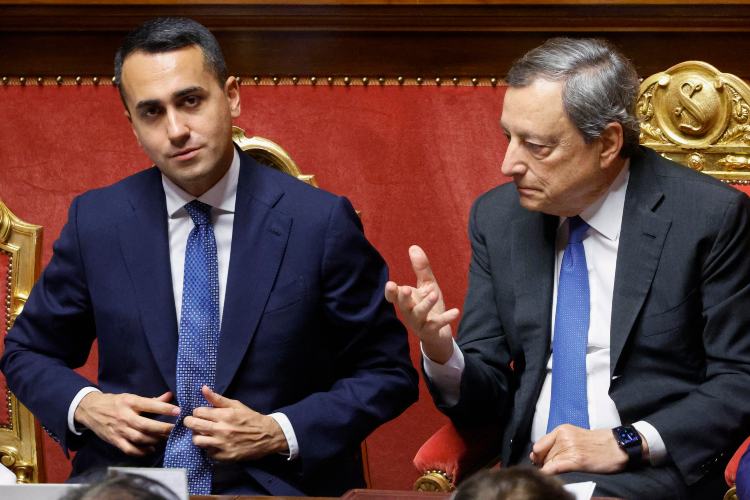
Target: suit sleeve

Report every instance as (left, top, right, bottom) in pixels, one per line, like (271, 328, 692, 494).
(645, 192, 750, 484)
(425, 196, 514, 426)
(276, 196, 418, 475)
(1, 196, 98, 452)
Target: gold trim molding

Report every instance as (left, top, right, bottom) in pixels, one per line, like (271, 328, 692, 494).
(637, 61, 750, 184)
(0, 199, 44, 483)
(0, 76, 504, 88)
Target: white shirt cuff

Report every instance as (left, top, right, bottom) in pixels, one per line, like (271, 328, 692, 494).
(269, 412, 299, 460)
(421, 340, 464, 407)
(68, 386, 102, 435)
(632, 420, 668, 466)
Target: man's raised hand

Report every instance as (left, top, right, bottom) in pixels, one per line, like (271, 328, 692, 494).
(385, 245, 459, 363)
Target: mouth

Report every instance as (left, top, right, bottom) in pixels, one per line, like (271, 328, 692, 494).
(170, 147, 202, 161)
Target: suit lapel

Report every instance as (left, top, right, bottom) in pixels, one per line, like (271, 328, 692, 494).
(512, 211, 557, 391)
(610, 153, 671, 372)
(214, 154, 291, 394)
(118, 168, 179, 393)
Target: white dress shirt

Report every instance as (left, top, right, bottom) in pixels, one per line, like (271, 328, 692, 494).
(424, 163, 667, 465)
(68, 150, 299, 459)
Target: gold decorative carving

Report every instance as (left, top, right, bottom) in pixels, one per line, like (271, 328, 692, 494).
(232, 126, 318, 187)
(637, 61, 750, 183)
(413, 470, 455, 492)
(0, 199, 44, 483)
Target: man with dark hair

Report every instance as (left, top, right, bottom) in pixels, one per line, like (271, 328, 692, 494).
(453, 467, 573, 500)
(387, 38, 750, 498)
(1, 17, 418, 496)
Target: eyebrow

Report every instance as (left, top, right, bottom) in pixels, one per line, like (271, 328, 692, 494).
(134, 86, 206, 112)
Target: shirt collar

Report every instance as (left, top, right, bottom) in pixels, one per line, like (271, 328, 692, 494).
(561, 159, 630, 242)
(162, 148, 240, 217)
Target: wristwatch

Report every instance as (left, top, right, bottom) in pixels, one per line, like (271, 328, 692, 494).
(612, 425, 643, 468)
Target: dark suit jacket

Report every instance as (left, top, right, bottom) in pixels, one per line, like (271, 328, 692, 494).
(1, 150, 418, 496)
(429, 147, 750, 488)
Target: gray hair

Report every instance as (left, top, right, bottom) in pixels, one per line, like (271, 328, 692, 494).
(506, 38, 641, 158)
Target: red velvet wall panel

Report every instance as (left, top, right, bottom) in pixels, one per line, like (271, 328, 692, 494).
(0, 82, 508, 489)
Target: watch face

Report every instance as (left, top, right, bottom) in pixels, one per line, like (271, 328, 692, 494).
(615, 426, 641, 447)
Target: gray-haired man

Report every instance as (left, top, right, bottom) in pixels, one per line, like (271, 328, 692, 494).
(387, 38, 750, 498)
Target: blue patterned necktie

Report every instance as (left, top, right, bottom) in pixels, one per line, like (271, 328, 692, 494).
(547, 215, 591, 432)
(163, 200, 220, 495)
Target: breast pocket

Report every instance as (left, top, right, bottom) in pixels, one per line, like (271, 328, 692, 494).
(639, 289, 701, 337)
(264, 275, 307, 314)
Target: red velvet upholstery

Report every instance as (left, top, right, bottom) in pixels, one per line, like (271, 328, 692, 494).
(413, 421, 501, 486)
(726, 436, 750, 488)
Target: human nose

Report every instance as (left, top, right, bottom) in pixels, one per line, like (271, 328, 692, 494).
(500, 139, 525, 177)
(165, 108, 189, 143)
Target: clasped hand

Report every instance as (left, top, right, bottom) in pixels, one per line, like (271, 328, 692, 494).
(531, 425, 629, 475)
(384, 245, 460, 364)
(75, 386, 287, 461)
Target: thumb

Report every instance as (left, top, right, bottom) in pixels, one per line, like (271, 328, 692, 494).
(409, 245, 437, 286)
(201, 385, 241, 409)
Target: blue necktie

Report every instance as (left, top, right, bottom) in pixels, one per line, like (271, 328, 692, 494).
(163, 200, 220, 495)
(547, 215, 590, 432)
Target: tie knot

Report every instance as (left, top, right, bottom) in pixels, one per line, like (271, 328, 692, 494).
(184, 200, 212, 226)
(568, 216, 589, 244)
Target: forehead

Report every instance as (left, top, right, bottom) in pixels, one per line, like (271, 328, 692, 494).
(500, 79, 572, 138)
(120, 45, 214, 103)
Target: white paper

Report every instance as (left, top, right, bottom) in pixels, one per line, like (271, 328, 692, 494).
(0, 484, 82, 500)
(563, 481, 596, 500)
(0, 463, 16, 485)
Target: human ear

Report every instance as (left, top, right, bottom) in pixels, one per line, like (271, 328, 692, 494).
(598, 122, 624, 169)
(224, 76, 241, 118)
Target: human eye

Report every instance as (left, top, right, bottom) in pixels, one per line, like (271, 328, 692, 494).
(181, 95, 203, 108)
(525, 141, 552, 157)
(139, 105, 163, 120)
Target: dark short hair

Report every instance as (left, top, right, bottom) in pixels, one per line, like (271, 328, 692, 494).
(60, 473, 179, 500)
(507, 38, 641, 158)
(453, 467, 574, 500)
(114, 17, 228, 103)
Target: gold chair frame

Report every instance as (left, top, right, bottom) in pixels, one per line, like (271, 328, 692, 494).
(637, 61, 750, 184)
(232, 126, 318, 188)
(0, 199, 44, 483)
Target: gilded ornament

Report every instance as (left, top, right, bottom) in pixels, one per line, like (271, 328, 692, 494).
(361, 77, 368, 86)
(686, 152, 705, 171)
(310, 76, 317, 85)
(717, 155, 750, 171)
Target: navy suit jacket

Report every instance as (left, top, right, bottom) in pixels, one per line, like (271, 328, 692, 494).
(428, 147, 750, 491)
(1, 150, 418, 495)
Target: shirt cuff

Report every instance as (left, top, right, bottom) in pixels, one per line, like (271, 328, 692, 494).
(68, 386, 102, 435)
(269, 412, 299, 461)
(632, 420, 668, 466)
(421, 340, 464, 407)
